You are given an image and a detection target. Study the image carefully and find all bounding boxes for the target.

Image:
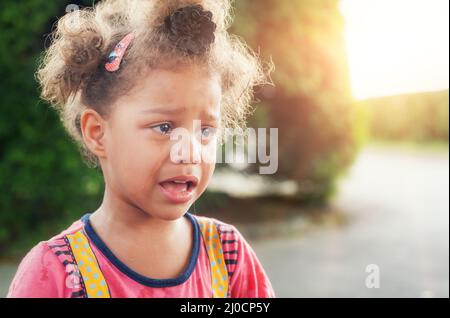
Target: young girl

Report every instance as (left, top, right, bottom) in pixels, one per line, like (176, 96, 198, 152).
(7, 0, 274, 298)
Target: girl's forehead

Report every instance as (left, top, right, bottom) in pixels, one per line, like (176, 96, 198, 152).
(124, 68, 222, 104)
(114, 67, 222, 116)
(143, 66, 219, 86)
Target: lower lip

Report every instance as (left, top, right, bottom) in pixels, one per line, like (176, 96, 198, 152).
(158, 183, 196, 204)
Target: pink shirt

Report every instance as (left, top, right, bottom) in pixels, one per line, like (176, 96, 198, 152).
(7, 213, 275, 298)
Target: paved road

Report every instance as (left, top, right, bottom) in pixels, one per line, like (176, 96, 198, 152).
(252, 146, 449, 297)
(0, 264, 16, 297)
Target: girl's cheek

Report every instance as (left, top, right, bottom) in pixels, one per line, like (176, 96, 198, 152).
(202, 162, 216, 185)
(200, 140, 218, 164)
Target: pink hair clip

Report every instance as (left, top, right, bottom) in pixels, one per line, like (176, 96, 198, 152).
(105, 32, 135, 72)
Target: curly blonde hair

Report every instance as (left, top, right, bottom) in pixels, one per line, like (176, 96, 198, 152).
(36, 0, 269, 167)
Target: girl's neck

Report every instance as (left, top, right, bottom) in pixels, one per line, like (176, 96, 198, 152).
(89, 188, 188, 244)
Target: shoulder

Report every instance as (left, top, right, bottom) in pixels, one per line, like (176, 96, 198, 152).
(191, 214, 275, 298)
(192, 214, 243, 251)
(192, 214, 240, 236)
(191, 215, 245, 266)
(7, 217, 86, 298)
(7, 240, 65, 297)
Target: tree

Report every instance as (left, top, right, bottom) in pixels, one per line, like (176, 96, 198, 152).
(233, 0, 362, 203)
(0, 1, 103, 257)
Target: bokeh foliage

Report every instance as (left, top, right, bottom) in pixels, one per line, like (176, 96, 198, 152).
(0, 1, 104, 258)
(361, 90, 449, 143)
(232, 0, 362, 203)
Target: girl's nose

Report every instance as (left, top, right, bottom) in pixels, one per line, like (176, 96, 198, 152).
(175, 131, 202, 164)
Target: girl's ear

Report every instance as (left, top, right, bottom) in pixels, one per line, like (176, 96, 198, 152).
(80, 109, 107, 159)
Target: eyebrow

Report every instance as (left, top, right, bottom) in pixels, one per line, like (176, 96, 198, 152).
(140, 107, 219, 121)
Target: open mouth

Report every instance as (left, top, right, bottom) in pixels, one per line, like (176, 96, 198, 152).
(158, 176, 199, 204)
(159, 180, 196, 192)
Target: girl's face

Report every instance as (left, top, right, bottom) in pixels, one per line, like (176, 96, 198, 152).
(99, 66, 221, 220)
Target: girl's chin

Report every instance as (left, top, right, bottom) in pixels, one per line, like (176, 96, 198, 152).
(146, 200, 194, 220)
(154, 209, 192, 221)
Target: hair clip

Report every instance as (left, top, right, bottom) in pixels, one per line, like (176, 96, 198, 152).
(105, 32, 135, 72)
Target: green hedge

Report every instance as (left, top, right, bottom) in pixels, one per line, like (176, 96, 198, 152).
(0, 1, 104, 258)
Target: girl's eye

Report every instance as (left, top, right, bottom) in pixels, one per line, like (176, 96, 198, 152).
(201, 127, 217, 139)
(151, 123, 173, 135)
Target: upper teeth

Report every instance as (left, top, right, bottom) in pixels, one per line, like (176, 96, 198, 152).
(173, 180, 187, 183)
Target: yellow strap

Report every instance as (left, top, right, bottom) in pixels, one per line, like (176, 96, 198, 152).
(66, 230, 111, 298)
(197, 217, 229, 298)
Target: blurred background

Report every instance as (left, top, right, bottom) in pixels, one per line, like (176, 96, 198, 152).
(0, 0, 448, 297)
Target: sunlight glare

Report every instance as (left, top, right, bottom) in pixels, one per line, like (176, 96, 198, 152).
(340, 0, 449, 100)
